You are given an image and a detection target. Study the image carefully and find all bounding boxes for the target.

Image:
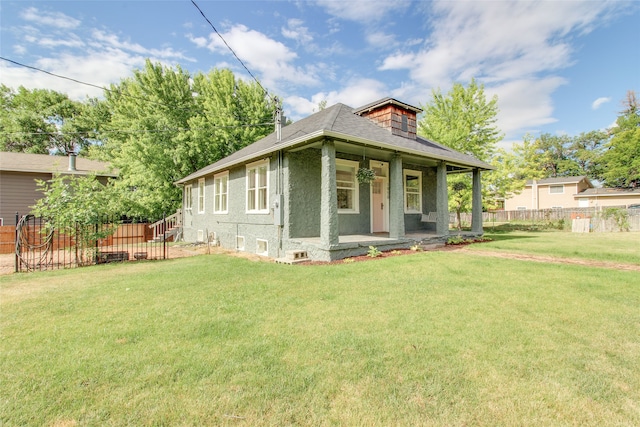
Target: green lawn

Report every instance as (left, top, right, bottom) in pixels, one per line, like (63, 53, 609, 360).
(1, 232, 639, 426)
(477, 230, 640, 265)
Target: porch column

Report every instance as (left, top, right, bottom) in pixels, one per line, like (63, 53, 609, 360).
(320, 139, 339, 246)
(471, 168, 483, 233)
(389, 153, 405, 239)
(436, 161, 449, 236)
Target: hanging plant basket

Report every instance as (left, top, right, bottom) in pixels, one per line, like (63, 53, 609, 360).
(356, 167, 376, 184)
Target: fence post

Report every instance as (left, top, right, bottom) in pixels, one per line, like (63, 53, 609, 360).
(14, 212, 19, 273)
(162, 213, 167, 260)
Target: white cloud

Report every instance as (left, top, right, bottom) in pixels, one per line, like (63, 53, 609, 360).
(194, 24, 319, 89)
(282, 19, 313, 45)
(20, 7, 80, 29)
(91, 30, 193, 61)
(285, 78, 387, 119)
(377, 1, 617, 143)
(315, 0, 411, 23)
(32, 35, 85, 49)
(365, 31, 398, 49)
(591, 97, 611, 110)
(486, 77, 567, 139)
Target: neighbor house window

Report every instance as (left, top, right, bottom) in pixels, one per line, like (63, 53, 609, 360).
(404, 169, 422, 213)
(198, 178, 205, 213)
(549, 185, 564, 194)
(213, 172, 228, 214)
(336, 159, 359, 213)
(246, 160, 269, 213)
(184, 185, 193, 211)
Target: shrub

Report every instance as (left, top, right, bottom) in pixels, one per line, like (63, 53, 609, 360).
(367, 246, 382, 257)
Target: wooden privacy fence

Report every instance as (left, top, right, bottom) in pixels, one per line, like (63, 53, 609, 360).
(480, 207, 640, 232)
(10, 214, 173, 272)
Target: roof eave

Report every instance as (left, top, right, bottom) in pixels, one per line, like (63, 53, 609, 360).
(175, 129, 494, 185)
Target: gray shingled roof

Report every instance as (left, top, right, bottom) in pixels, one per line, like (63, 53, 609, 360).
(0, 152, 116, 176)
(176, 102, 493, 184)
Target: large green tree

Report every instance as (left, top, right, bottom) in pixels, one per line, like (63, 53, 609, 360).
(418, 79, 503, 225)
(419, 78, 501, 162)
(98, 60, 277, 219)
(600, 91, 640, 188)
(0, 85, 96, 154)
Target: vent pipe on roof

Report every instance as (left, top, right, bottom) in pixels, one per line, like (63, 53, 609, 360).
(68, 153, 77, 171)
(275, 107, 282, 142)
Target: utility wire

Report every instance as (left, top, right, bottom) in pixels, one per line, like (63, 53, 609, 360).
(0, 122, 276, 137)
(189, 0, 270, 100)
(0, 56, 195, 113)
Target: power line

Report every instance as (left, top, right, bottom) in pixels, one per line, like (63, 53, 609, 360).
(0, 122, 276, 138)
(189, 0, 270, 99)
(0, 56, 195, 113)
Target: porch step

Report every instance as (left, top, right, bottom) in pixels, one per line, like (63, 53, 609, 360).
(275, 250, 309, 265)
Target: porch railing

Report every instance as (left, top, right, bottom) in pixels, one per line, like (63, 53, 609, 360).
(149, 210, 182, 242)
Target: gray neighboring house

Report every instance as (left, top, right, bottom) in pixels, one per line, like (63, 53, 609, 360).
(176, 98, 493, 262)
(0, 152, 116, 226)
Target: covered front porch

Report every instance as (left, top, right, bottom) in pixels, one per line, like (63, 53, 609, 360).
(292, 139, 484, 261)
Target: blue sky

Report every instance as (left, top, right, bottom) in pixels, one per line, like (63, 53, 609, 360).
(1, 0, 638, 149)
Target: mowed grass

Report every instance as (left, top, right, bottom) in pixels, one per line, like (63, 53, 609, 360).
(1, 233, 640, 426)
(476, 230, 640, 265)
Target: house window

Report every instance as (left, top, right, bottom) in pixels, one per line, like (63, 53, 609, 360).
(404, 169, 422, 213)
(236, 236, 245, 251)
(246, 160, 269, 213)
(401, 114, 408, 132)
(213, 172, 228, 214)
(256, 239, 268, 256)
(549, 185, 564, 194)
(184, 185, 193, 211)
(197, 178, 205, 213)
(336, 159, 359, 213)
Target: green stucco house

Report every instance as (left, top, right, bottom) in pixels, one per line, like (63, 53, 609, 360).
(175, 98, 492, 262)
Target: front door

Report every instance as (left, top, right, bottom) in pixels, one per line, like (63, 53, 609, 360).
(370, 161, 389, 233)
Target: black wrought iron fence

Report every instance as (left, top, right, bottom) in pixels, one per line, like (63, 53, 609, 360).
(14, 213, 171, 273)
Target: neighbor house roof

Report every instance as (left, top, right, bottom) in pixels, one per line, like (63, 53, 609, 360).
(525, 176, 592, 186)
(0, 152, 116, 176)
(177, 102, 493, 184)
(578, 187, 640, 197)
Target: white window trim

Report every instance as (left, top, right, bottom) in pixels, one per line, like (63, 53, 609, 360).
(403, 169, 422, 214)
(246, 159, 270, 214)
(336, 158, 360, 214)
(197, 178, 205, 214)
(256, 239, 268, 256)
(184, 185, 193, 212)
(213, 171, 229, 214)
(549, 185, 564, 194)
